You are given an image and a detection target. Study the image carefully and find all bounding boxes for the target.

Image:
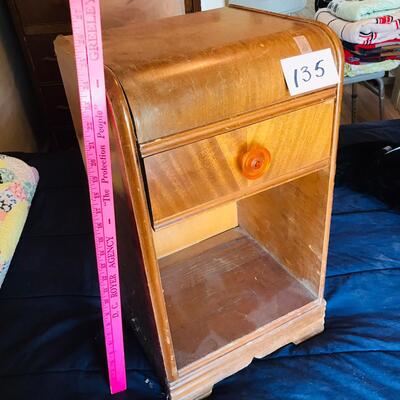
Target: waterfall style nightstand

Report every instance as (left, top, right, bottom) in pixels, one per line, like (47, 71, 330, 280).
(55, 6, 343, 399)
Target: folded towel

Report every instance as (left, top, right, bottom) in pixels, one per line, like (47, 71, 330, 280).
(344, 59, 400, 76)
(345, 49, 362, 64)
(344, 45, 400, 63)
(343, 40, 400, 54)
(352, 47, 400, 56)
(316, 9, 400, 44)
(327, 0, 400, 22)
(345, 52, 400, 64)
(0, 155, 39, 289)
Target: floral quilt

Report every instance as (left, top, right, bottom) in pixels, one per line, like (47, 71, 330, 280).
(0, 155, 39, 288)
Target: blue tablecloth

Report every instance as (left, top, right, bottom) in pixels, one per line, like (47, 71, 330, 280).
(1, 122, 399, 399)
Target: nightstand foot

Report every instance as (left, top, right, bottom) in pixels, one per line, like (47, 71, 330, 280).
(292, 316, 325, 345)
(169, 385, 214, 400)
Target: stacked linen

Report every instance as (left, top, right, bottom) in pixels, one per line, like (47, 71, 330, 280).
(316, 11, 400, 44)
(316, 1, 400, 77)
(327, 0, 400, 21)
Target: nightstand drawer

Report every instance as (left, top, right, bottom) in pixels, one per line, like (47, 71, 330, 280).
(144, 100, 334, 228)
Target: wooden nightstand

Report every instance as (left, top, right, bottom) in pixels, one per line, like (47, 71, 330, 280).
(55, 6, 343, 400)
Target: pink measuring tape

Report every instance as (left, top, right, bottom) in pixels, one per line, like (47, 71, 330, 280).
(68, 0, 126, 394)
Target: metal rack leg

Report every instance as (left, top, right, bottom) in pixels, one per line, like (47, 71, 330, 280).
(362, 77, 386, 121)
(351, 83, 358, 123)
(377, 77, 385, 120)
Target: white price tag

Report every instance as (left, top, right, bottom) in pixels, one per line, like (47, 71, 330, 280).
(280, 48, 339, 96)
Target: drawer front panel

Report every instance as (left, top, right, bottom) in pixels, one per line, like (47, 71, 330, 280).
(144, 101, 334, 227)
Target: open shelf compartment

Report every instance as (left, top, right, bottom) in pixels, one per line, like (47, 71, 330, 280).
(155, 168, 330, 370)
(159, 228, 316, 369)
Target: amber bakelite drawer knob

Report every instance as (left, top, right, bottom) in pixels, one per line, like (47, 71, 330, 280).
(241, 146, 272, 180)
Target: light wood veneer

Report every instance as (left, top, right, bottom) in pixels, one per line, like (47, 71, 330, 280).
(55, 6, 343, 400)
(145, 101, 334, 228)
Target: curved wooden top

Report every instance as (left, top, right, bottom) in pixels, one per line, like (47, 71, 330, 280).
(100, 6, 342, 144)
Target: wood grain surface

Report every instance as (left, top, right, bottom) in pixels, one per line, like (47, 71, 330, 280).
(102, 70, 180, 381)
(55, 6, 344, 399)
(169, 300, 326, 399)
(100, 7, 340, 143)
(140, 88, 337, 157)
(238, 168, 330, 295)
(145, 101, 334, 227)
(159, 228, 316, 369)
(153, 202, 238, 258)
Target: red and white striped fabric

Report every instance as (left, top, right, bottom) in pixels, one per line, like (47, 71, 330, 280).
(316, 8, 400, 44)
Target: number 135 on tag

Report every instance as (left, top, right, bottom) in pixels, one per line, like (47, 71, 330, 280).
(280, 48, 340, 96)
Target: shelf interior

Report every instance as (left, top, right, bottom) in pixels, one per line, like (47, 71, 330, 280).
(159, 228, 316, 369)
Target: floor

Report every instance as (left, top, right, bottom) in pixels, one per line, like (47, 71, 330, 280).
(341, 83, 400, 125)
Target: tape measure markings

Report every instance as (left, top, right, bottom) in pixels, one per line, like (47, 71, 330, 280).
(68, 0, 127, 394)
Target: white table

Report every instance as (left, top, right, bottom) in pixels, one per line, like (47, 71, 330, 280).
(344, 72, 385, 123)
